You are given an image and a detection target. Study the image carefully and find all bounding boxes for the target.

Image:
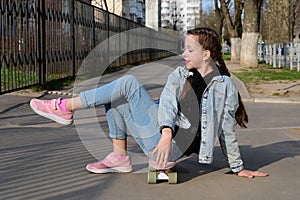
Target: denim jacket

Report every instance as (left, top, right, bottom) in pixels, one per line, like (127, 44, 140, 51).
(158, 66, 244, 173)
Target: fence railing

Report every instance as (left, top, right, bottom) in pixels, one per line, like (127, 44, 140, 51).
(258, 42, 300, 71)
(0, 0, 179, 95)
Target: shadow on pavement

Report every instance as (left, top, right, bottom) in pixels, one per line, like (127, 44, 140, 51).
(176, 140, 300, 183)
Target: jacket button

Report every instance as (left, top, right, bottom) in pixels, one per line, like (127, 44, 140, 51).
(203, 110, 207, 114)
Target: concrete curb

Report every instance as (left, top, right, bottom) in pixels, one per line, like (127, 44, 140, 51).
(243, 97, 300, 104)
(44, 58, 300, 105)
(230, 74, 252, 99)
(47, 90, 78, 97)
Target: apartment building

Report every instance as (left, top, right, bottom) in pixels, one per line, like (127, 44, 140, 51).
(92, 0, 145, 25)
(160, 0, 201, 34)
(145, 0, 159, 30)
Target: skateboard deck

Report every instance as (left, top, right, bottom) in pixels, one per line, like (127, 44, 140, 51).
(147, 160, 177, 184)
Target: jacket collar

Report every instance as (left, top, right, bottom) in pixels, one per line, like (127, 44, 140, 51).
(179, 66, 226, 83)
(179, 66, 190, 78)
(205, 75, 225, 91)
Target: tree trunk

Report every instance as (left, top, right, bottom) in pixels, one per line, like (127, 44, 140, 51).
(240, 0, 262, 67)
(219, 0, 243, 61)
(214, 0, 224, 37)
(230, 37, 241, 61)
(240, 32, 259, 67)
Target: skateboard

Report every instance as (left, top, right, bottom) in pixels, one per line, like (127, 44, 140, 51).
(147, 160, 177, 184)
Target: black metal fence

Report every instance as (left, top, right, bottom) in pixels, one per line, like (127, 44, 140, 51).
(0, 0, 179, 95)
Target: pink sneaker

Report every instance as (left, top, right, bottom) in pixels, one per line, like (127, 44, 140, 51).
(86, 152, 133, 174)
(30, 98, 73, 125)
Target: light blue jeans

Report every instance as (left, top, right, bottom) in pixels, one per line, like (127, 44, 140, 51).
(79, 75, 183, 161)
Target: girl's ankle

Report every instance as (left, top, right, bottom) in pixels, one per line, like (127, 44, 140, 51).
(113, 152, 128, 160)
(59, 99, 71, 112)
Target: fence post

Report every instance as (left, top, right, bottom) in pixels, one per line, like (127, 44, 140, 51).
(70, 0, 75, 77)
(106, 12, 110, 68)
(283, 43, 287, 68)
(269, 45, 272, 65)
(290, 43, 294, 70)
(265, 44, 269, 64)
(273, 43, 276, 68)
(297, 43, 300, 72)
(278, 44, 282, 67)
(38, 0, 46, 86)
(92, 6, 96, 49)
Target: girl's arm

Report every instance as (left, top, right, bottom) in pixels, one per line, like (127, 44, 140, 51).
(153, 68, 184, 167)
(218, 88, 244, 173)
(158, 69, 182, 131)
(219, 80, 268, 178)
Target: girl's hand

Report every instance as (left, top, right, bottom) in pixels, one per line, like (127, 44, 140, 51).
(151, 128, 173, 168)
(237, 169, 269, 178)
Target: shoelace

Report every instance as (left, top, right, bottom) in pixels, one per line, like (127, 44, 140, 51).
(43, 98, 61, 110)
(101, 154, 124, 166)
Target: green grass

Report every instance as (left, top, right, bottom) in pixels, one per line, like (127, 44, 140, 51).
(232, 63, 300, 84)
(223, 53, 231, 60)
(1, 67, 38, 89)
(1, 66, 75, 92)
(24, 76, 75, 92)
(45, 76, 75, 90)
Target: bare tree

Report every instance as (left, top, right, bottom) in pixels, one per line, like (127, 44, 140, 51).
(240, 0, 263, 67)
(92, 0, 108, 10)
(219, 0, 243, 61)
(289, 0, 299, 42)
(262, 0, 299, 43)
(197, 1, 223, 37)
(213, 0, 224, 37)
(103, 0, 108, 10)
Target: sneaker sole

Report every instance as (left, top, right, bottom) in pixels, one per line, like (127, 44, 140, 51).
(30, 101, 73, 125)
(86, 166, 133, 174)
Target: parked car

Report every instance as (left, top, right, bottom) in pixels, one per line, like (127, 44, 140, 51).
(222, 45, 231, 54)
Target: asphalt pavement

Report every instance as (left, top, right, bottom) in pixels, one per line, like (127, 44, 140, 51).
(0, 56, 299, 200)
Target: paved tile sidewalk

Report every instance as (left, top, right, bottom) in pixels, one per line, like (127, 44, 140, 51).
(1, 56, 300, 200)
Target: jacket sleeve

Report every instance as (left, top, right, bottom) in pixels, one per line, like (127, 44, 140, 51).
(218, 79, 244, 173)
(158, 68, 183, 132)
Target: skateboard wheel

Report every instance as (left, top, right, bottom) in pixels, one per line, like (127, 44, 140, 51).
(168, 172, 177, 184)
(147, 171, 157, 184)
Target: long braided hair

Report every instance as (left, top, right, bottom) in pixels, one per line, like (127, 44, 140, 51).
(186, 27, 248, 128)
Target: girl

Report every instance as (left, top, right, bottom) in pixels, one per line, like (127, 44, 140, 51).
(30, 27, 268, 178)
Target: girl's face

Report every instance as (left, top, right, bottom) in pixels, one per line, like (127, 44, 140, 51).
(183, 34, 209, 70)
